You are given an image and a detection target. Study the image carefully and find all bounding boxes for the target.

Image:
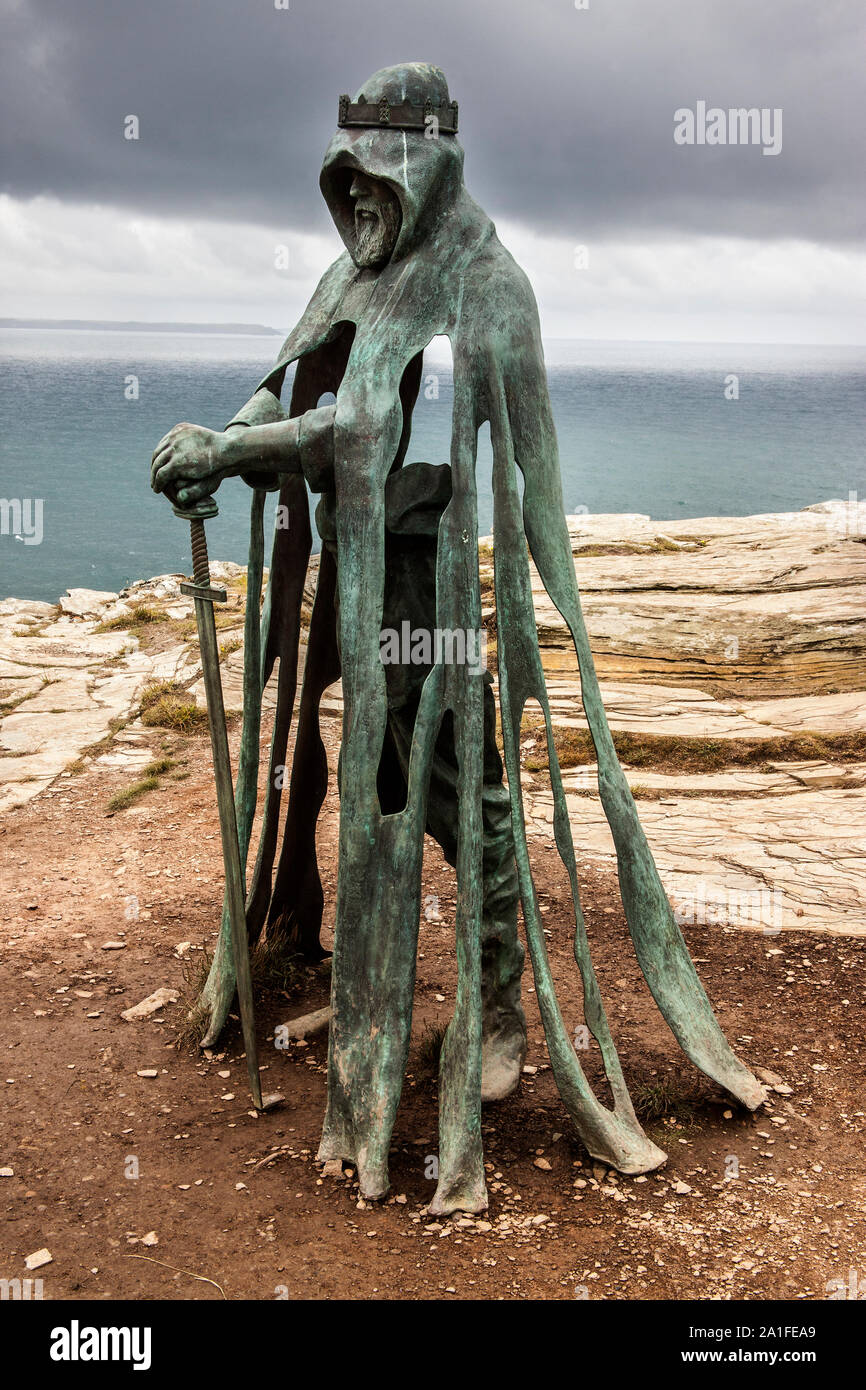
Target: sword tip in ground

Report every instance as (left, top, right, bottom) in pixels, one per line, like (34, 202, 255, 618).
(257, 1092, 285, 1112)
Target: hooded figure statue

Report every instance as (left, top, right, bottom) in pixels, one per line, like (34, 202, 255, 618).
(152, 62, 764, 1215)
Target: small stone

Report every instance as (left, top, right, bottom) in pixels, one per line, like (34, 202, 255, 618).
(321, 1159, 344, 1178)
(276, 1006, 332, 1041)
(25, 1248, 53, 1270)
(754, 1066, 785, 1087)
(140, 1231, 158, 1247)
(522, 1064, 538, 1075)
(101, 941, 126, 951)
(136, 1069, 158, 1078)
(121, 988, 179, 1022)
(0, 1167, 13, 1177)
(533, 1157, 552, 1171)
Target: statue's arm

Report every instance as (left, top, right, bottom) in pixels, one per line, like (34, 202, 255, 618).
(221, 405, 336, 487)
(151, 401, 335, 507)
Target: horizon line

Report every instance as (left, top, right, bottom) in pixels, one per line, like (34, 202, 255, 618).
(2, 318, 865, 350)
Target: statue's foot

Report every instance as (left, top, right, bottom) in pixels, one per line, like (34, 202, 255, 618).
(480, 1007, 527, 1102)
(479, 915, 527, 1101)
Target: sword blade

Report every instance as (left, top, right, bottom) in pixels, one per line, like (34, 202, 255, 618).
(192, 591, 264, 1111)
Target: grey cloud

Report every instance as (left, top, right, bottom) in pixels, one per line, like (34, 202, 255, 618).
(1, 0, 863, 243)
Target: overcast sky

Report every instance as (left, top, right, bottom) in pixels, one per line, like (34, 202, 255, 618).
(2, 0, 864, 341)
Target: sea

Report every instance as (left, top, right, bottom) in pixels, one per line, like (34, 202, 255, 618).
(1, 327, 864, 604)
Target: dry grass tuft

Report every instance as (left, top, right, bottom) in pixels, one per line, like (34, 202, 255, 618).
(522, 725, 866, 775)
(140, 680, 209, 732)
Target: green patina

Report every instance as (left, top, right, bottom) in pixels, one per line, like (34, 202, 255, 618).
(152, 62, 763, 1216)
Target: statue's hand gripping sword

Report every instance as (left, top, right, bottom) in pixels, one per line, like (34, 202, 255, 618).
(168, 492, 280, 1113)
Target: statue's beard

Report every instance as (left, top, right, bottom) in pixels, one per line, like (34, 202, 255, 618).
(352, 197, 401, 268)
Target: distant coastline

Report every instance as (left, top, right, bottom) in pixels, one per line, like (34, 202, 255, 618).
(0, 318, 282, 335)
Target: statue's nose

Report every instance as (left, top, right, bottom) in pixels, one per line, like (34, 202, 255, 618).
(349, 173, 371, 199)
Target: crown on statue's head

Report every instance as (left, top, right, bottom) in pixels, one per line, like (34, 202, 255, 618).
(337, 93, 459, 134)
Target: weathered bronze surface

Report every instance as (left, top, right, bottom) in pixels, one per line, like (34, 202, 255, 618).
(152, 62, 764, 1216)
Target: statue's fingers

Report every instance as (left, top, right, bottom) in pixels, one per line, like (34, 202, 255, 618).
(177, 481, 214, 505)
(152, 455, 181, 493)
(152, 429, 177, 457)
(150, 448, 173, 488)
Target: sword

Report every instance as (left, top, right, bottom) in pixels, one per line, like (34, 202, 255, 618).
(169, 493, 279, 1112)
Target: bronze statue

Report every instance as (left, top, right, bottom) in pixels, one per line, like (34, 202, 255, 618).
(152, 62, 763, 1215)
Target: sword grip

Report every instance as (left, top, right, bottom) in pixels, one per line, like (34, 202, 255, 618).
(165, 488, 218, 587)
(190, 518, 211, 589)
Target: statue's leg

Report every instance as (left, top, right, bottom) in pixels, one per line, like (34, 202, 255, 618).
(389, 686, 527, 1099)
(476, 679, 527, 1101)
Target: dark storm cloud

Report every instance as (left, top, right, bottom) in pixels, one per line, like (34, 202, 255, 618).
(1, 0, 863, 242)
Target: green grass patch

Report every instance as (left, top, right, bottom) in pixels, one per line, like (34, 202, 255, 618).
(142, 756, 176, 777)
(631, 1077, 698, 1126)
(104, 753, 179, 815)
(106, 774, 160, 813)
(0, 691, 34, 716)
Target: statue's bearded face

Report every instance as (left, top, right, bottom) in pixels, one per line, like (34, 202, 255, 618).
(349, 172, 402, 268)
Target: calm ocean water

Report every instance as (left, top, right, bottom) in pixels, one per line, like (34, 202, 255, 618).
(1, 328, 864, 603)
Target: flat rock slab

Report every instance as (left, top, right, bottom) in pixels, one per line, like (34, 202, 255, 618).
(59, 588, 119, 618)
(513, 501, 866, 694)
(553, 763, 866, 796)
(0, 574, 203, 814)
(192, 644, 279, 715)
(524, 783, 866, 936)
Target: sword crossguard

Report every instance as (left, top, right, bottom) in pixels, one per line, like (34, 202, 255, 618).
(179, 580, 227, 604)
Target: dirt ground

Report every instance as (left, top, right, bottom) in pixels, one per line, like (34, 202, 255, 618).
(1, 712, 864, 1302)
